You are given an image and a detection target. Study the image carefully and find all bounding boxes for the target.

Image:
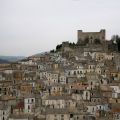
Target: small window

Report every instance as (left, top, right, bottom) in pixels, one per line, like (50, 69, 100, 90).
(28, 105, 30, 109)
(74, 71, 76, 75)
(91, 82, 93, 85)
(31, 99, 34, 103)
(90, 36, 93, 39)
(70, 114, 73, 118)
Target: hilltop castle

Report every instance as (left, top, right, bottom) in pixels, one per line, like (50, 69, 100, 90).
(77, 29, 106, 45)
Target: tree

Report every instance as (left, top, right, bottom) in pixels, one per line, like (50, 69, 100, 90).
(50, 49, 55, 53)
(56, 44, 62, 51)
(69, 42, 76, 48)
(111, 35, 120, 52)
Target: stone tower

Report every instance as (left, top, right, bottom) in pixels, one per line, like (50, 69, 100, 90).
(77, 29, 106, 45)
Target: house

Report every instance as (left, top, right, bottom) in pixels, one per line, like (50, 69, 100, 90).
(85, 103, 97, 115)
(46, 72, 59, 84)
(59, 74, 67, 84)
(45, 109, 70, 120)
(13, 100, 24, 114)
(110, 103, 120, 120)
(24, 95, 35, 114)
(8, 114, 35, 120)
(0, 103, 11, 120)
(49, 84, 63, 96)
(20, 83, 33, 95)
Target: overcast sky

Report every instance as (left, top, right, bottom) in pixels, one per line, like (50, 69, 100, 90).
(0, 0, 120, 56)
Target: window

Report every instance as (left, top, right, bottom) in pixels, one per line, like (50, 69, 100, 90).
(101, 80, 103, 84)
(86, 92, 88, 96)
(28, 105, 30, 109)
(0, 88, 1, 94)
(91, 82, 93, 85)
(74, 71, 76, 75)
(70, 114, 73, 118)
(31, 99, 34, 103)
(68, 72, 70, 75)
(83, 116, 85, 119)
(3, 111, 5, 115)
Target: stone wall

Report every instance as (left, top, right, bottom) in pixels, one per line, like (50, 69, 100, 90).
(77, 29, 106, 45)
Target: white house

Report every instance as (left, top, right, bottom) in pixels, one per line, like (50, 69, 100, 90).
(24, 95, 35, 114)
(0, 104, 11, 120)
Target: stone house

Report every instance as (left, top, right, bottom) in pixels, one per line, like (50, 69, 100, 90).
(0, 104, 11, 120)
(43, 95, 76, 109)
(85, 103, 97, 115)
(48, 84, 63, 96)
(8, 114, 35, 120)
(20, 83, 33, 95)
(45, 109, 70, 120)
(24, 95, 35, 114)
(46, 72, 59, 84)
(59, 74, 67, 84)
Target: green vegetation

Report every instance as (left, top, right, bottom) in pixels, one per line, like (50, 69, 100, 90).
(56, 44, 62, 51)
(69, 42, 76, 48)
(50, 42, 76, 53)
(111, 35, 120, 52)
(50, 49, 55, 53)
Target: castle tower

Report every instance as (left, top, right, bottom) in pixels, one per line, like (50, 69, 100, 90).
(77, 29, 106, 45)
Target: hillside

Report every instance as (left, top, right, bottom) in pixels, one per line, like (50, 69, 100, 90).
(0, 56, 25, 62)
(0, 59, 10, 64)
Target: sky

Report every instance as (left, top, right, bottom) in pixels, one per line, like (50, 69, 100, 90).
(0, 0, 120, 56)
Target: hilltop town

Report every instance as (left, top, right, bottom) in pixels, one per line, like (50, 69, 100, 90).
(0, 30, 120, 120)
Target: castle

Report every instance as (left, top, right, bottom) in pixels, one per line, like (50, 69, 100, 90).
(61, 29, 118, 54)
(77, 29, 106, 45)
